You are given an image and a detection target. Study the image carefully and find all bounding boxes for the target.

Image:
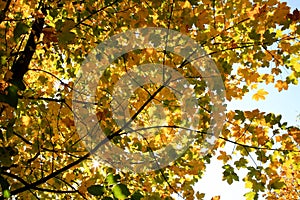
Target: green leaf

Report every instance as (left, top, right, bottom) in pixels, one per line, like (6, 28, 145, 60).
(0, 54, 7, 65)
(38, 76, 48, 84)
(6, 146, 18, 156)
(104, 0, 113, 6)
(263, 30, 276, 45)
(9, 78, 26, 91)
(188, 0, 199, 5)
(55, 19, 64, 31)
(270, 178, 285, 190)
(87, 185, 105, 196)
(3, 190, 10, 198)
(234, 110, 245, 122)
(6, 118, 15, 140)
(0, 86, 20, 108)
(222, 164, 239, 185)
(252, 181, 265, 192)
(49, 9, 59, 18)
(112, 184, 130, 199)
(13, 22, 30, 40)
(0, 176, 10, 198)
(0, 175, 9, 190)
(249, 29, 261, 41)
(131, 191, 144, 200)
(106, 174, 121, 185)
(103, 197, 113, 200)
(234, 157, 248, 169)
(6, 85, 19, 108)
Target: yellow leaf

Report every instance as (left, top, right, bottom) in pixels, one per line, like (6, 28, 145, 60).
(252, 89, 269, 101)
(21, 115, 31, 126)
(251, 84, 258, 89)
(291, 57, 300, 72)
(245, 181, 253, 189)
(183, 0, 191, 8)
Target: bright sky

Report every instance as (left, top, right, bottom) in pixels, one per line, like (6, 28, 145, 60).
(174, 1, 300, 199)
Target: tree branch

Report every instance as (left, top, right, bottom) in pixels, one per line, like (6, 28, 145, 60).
(9, 6, 47, 90)
(8, 72, 172, 197)
(125, 125, 300, 153)
(74, 0, 121, 28)
(0, 0, 12, 23)
(33, 187, 79, 194)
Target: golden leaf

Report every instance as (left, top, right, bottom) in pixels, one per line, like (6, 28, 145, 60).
(211, 195, 221, 200)
(252, 89, 269, 101)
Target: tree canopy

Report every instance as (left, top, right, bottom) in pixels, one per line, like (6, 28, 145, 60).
(0, 0, 300, 199)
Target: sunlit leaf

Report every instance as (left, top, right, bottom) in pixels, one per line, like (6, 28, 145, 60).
(112, 184, 130, 199)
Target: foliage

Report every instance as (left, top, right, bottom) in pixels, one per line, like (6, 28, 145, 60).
(0, 0, 300, 199)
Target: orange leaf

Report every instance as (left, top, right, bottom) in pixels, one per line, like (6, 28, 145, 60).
(217, 151, 232, 163)
(211, 195, 220, 200)
(275, 80, 288, 92)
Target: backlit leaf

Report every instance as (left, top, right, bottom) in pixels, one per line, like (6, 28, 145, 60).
(112, 184, 130, 199)
(252, 89, 269, 101)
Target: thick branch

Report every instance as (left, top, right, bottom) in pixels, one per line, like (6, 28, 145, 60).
(9, 8, 47, 90)
(0, 0, 12, 23)
(1, 172, 78, 194)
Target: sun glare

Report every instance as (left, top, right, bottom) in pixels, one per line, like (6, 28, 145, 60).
(92, 159, 100, 169)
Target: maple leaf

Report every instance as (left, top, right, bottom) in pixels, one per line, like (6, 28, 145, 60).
(1, 0, 300, 199)
(275, 80, 289, 92)
(211, 196, 220, 200)
(217, 150, 232, 163)
(252, 89, 269, 101)
(287, 8, 300, 21)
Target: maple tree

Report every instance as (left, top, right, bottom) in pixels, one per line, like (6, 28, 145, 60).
(0, 0, 300, 199)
